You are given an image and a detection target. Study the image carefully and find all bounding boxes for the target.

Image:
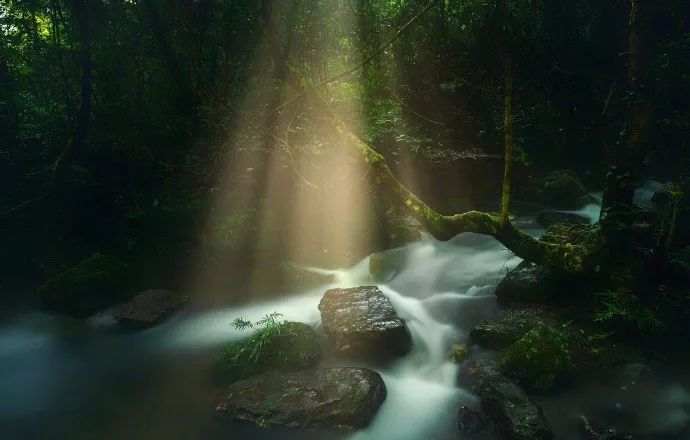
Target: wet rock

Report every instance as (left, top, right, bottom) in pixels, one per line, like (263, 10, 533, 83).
(318, 286, 411, 359)
(578, 415, 632, 440)
(470, 306, 557, 349)
(449, 344, 470, 363)
(215, 367, 386, 432)
(115, 289, 188, 328)
(457, 405, 496, 438)
(474, 367, 553, 440)
(38, 253, 130, 316)
(501, 325, 573, 392)
(536, 210, 589, 227)
(217, 321, 321, 381)
(494, 261, 556, 305)
(543, 170, 588, 209)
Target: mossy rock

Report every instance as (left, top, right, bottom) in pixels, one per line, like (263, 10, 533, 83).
(543, 170, 587, 209)
(38, 253, 130, 316)
(501, 325, 573, 392)
(217, 321, 321, 381)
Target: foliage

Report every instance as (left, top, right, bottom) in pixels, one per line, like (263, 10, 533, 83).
(593, 288, 663, 334)
(218, 314, 321, 381)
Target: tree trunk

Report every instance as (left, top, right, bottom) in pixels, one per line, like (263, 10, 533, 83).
(600, 0, 654, 254)
(53, 0, 92, 179)
(500, 56, 514, 223)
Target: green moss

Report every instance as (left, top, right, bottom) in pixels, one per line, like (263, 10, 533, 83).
(38, 253, 129, 315)
(217, 321, 321, 381)
(500, 324, 573, 392)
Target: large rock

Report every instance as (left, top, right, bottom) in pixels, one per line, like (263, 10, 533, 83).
(501, 325, 573, 392)
(473, 366, 553, 440)
(543, 170, 588, 209)
(494, 261, 556, 305)
(470, 306, 557, 350)
(115, 289, 188, 328)
(38, 253, 130, 316)
(318, 286, 412, 359)
(215, 367, 386, 431)
(217, 321, 321, 381)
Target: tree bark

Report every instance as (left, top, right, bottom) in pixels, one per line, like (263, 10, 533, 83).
(500, 56, 514, 223)
(600, 0, 654, 253)
(53, 0, 92, 178)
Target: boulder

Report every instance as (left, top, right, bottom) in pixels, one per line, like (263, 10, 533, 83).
(318, 286, 411, 359)
(500, 325, 573, 392)
(473, 365, 553, 440)
(543, 170, 588, 209)
(217, 321, 321, 381)
(494, 261, 556, 305)
(470, 306, 557, 350)
(115, 289, 189, 328)
(457, 405, 496, 438)
(38, 253, 130, 316)
(215, 367, 386, 432)
(536, 210, 589, 227)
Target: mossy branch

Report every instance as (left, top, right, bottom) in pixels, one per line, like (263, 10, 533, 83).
(299, 84, 593, 273)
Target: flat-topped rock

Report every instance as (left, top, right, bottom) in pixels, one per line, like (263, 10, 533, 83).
(215, 367, 386, 432)
(115, 289, 188, 328)
(318, 286, 411, 359)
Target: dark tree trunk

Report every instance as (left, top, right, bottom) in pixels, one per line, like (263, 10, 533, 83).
(53, 0, 93, 179)
(600, 0, 654, 254)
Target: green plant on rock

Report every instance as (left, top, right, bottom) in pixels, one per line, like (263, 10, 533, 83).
(217, 313, 321, 381)
(593, 288, 662, 334)
(500, 324, 573, 392)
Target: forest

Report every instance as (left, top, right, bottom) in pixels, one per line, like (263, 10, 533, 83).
(1, 0, 690, 439)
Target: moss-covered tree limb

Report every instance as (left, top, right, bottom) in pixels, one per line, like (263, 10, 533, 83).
(298, 84, 593, 273)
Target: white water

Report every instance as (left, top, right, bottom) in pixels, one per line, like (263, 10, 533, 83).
(162, 232, 522, 439)
(3, 191, 690, 438)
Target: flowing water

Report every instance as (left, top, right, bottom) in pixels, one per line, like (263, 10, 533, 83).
(1, 194, 689, 439)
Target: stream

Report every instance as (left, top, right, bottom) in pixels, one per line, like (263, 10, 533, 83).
(1, 190, 689, 439)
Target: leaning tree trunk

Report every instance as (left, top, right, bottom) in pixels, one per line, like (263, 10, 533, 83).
(53, 0, 92, 179)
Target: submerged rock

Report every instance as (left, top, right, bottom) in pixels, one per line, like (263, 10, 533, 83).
(215, 367, 386, 431)
(38, 253, 130, 316)
(115, 289, 188, 328)
(217, 321, 321, 381)
(318, 286, 411, 359)
(536, 210, 589, 227)
(473, 365, 553, 440)
(543, 170, 588, 209)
